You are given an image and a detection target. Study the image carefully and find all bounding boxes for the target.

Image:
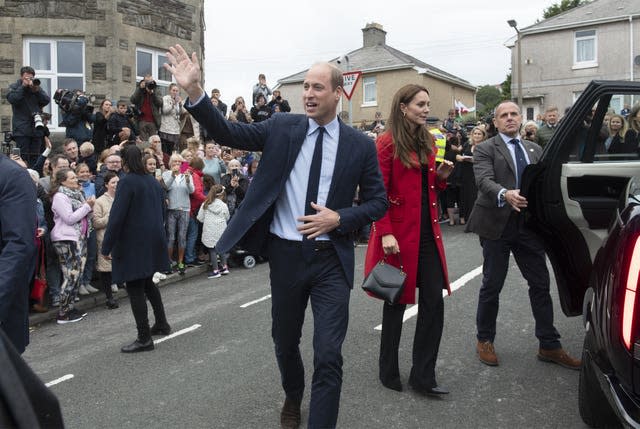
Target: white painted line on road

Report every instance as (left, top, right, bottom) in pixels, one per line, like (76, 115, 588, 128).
(154, 324, 202, 344)
(45, 374, 74, 387)
(374, 265, 483, 331)
(241, 294, 272, 308)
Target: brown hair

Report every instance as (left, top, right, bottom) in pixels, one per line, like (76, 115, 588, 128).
(203, 184, 226, 209)
(386, 84, 434, 168)
(50, 168, 73, 197)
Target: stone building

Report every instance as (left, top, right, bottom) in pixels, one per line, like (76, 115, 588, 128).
(276, 23, 476, 126)
(0, 0, 204, 137)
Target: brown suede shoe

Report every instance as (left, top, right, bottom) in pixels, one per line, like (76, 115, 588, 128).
(537, 347, 581, 370)
(477, 340, 499, 366)
(280, 398, 301, 429)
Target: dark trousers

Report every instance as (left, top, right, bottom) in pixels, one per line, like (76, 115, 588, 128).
(268, 236, 350, 429)
(99, 272, 114, 301)
(476, 214, 561, 349)
(379, 239, 445, 388)
(126, 277, 168, 341)
(13, 135, 42, 168)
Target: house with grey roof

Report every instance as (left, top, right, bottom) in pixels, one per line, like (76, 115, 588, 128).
(276, 23, 476, 126)
(509, 0, 640, 120)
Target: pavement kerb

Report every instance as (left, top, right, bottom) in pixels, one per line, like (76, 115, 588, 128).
(29, 264, 209, 327)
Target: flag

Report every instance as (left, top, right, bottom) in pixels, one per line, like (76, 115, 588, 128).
(455, 99, 475, 114)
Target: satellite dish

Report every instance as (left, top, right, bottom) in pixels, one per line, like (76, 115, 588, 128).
(635, 55, 640, 66)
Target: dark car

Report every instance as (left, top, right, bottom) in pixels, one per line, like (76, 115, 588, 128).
(523, 80, 640, 428)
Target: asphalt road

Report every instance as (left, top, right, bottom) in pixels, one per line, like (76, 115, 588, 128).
(23, 225, 589, 429)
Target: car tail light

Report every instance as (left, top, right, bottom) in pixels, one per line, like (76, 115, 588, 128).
(622, 235, 640, 350)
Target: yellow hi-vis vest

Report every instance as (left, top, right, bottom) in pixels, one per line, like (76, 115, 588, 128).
(430, 128, 446, 163)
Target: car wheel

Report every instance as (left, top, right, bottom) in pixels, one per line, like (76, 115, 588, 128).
(578, 333, 618, 427)
(243, 255, 256, 269)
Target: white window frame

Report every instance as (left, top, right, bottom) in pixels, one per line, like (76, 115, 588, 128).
(362, 76, 377, 107)
(135, 46, 173, 94)
(572, 29, 597, 69)
(23, 37, 86, 132)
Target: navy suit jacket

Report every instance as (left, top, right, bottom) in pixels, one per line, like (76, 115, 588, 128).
(0, 155, 36, 353)
(186, 96, 388, 286)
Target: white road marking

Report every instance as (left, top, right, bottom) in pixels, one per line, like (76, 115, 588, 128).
(44, 324, 202, 387)
(374, 265, 483, 331)
(241, 294, 272, 308)
(155, 324, 202, 344)
(45, 374, 74, 387)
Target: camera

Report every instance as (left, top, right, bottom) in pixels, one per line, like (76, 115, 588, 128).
(126, 104, 143, 119)
(1, 132, 13, 156)
(33, 113, 45, 130)
(54, 89, 94, 115)
(146, 80, 157, 91)
(32, 78, 41, 86)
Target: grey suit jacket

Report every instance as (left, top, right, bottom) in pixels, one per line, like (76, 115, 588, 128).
(465, 134, 542, 240)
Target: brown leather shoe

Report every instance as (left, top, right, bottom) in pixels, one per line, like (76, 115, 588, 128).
(280, 398, 301, 429)
(477, 340, 499, 366)
(537, 347, 581, 370)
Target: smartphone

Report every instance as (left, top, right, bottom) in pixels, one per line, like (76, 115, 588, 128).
(155, 168, 162, 178)
(11, 147, 20, 157)
(179, 161, 189, 173)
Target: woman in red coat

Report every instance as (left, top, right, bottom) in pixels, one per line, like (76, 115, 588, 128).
(364, 84, 453, 395)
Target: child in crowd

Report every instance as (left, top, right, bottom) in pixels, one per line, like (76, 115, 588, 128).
(196, 184, 230, 279)
(106, 101, 136, 145)
(78, 141, 97, 174)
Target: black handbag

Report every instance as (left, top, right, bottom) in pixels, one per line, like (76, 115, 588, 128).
(362, 254, 407, 305)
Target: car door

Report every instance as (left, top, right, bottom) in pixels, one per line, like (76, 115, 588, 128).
(523, 80, 640, 316)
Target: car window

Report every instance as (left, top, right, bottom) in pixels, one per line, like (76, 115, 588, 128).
(566, 92, 640, 164)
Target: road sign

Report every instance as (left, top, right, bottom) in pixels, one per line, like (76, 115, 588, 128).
(342, 71, 362, 100)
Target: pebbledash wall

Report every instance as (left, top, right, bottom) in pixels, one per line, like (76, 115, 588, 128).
(0, 0, 204, 137)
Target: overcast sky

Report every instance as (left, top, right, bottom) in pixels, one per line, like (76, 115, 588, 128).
(202, 0, 559, 107)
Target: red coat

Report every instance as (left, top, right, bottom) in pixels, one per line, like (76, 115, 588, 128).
(364, 132, 451, 304)
(188, 168, 206, 217)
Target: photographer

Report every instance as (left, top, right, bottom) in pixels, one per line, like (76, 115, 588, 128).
(267, 90, 291, 114)
(130, 74, 162, 141)
(220, 159, 249, 218)
(59, 90, 95, 144)
(251, 73, 272, 107)
(6, 66, 50, 167)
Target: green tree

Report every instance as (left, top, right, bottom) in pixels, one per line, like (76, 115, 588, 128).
(476, 85, 503, 117)
(500, 73, 512, 103)
(543, 0, 589, 19)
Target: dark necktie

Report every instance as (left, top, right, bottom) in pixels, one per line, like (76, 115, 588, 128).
(508, 138, 528, 188)
(305, 126, 325, 217)
(302, 127, 324, 254)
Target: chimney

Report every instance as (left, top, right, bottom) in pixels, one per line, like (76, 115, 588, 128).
(362, 22, 386, 48)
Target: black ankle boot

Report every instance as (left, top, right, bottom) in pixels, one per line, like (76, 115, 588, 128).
(120, 337, 154, 353)
(150, 323, 171, 336)
(106, 298, 119, 309)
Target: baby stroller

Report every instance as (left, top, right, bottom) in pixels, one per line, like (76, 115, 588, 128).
(227, 245, 257, 269)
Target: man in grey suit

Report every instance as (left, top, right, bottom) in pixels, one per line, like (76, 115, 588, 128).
(466, 101, 580, 370)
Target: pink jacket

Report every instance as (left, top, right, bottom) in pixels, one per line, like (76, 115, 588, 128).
(51, 193, 92, 242)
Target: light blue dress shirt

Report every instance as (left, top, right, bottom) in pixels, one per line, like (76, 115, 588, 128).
(270, 117, 340, 241)
(497, 132, 531, 206)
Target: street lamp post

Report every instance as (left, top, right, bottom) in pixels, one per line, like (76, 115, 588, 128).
(508, 19, 523, 110)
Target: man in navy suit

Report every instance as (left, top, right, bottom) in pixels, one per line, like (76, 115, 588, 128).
(166, 45, 387, 429)
(0, 154, 37, 354)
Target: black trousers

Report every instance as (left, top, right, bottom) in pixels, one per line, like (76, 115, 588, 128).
(476, 214, 561, 349)
(268, 236, 350, 429)
(126, 277, 168, 340)
(379, 238, 445, 389)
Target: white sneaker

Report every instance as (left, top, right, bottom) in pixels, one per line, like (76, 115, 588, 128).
(111, 284, 119, 293)
(85, 284, 99, 293)
(78, 285, 90, 295)
(152, 272, 167, 284)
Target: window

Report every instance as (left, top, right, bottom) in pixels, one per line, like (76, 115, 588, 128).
(362, 76, 377, 106)
(573, 29, 597, 69)
(136, 46, 173, 96)
(23, 38, 85, 131)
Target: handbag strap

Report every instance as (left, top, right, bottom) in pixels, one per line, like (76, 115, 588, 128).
(382, 252, 403, 271)
(37, 238, 46, 278)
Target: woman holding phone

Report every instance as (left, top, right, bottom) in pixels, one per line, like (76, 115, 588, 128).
(220, 159, 249, 218)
